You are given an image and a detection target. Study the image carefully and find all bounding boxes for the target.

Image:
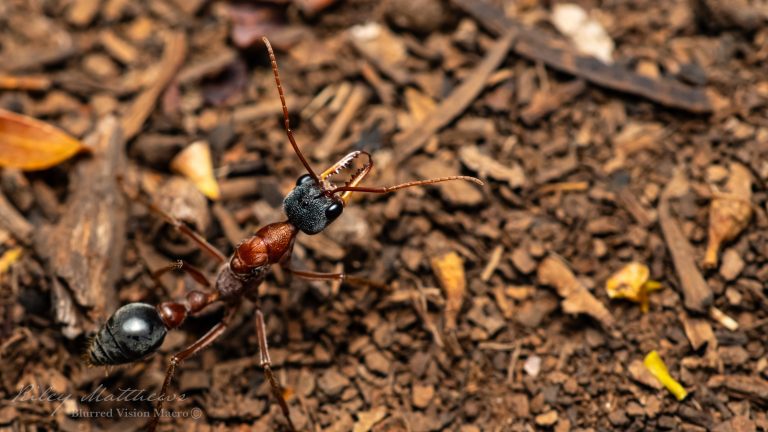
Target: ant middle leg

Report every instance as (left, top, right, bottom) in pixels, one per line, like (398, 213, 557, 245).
(281, 265, 387, 290)
(151, 260, 211, 289)
(255, 308, 297, 432)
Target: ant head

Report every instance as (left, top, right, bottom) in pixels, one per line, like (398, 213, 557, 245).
(265, 36, 484, 235)
(283, 151, 372, 235)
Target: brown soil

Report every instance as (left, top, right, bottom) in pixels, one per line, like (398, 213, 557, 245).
(1, 0, 767, 431)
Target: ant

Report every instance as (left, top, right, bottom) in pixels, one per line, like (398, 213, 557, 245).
(86, 37, 483, 431)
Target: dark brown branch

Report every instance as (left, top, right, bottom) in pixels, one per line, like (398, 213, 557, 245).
(451, 0, 714, 113)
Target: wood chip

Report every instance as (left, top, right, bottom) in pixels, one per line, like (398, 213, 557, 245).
(459, 145, 526, 188)
(679, 311, 717, 351)
(451, 0, 714, 112)
(34, 116, 126, 338)
(394, 30, 516, 163)
(122, 31, 187, 140)
(537, 254, 614, 328)
(658, 168, 712, 313)
(353, 406, 388, 432)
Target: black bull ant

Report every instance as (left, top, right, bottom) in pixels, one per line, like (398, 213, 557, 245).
(86, 37, 483, 431)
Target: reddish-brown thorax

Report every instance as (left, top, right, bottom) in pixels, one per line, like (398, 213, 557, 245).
(231, 222, 297, 274)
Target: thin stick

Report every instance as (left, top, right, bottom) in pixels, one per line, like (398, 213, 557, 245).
(262, 37, 319, 182)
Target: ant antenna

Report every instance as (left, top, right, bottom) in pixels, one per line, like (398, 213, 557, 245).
(263, 37, 319, 182)
(330, 176, 484, 195)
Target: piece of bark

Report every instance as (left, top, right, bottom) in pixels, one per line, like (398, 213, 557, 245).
(2, 32, 77, 73)
(451, 0, 714, 113)
(34, 116, 126, 338)
(393, 30, 516, 163)
(708, 375, 768, 403)
(520, 80, 587, 125)
(679, 311, 717, 351)
(313, 84, 370, 160)
(0, 190, 33, 245)
(458, 146, 526, 188)
(349, 23, 411, 85)
(177, 49, 238, 85)
(537, 254, 614, 329)
(658, 168, 712, 312)
(122, 31, 187, 140)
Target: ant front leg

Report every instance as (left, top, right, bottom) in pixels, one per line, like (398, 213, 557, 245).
(255, 307, 297, 432)
(147, 306, 237, 432)
(117, 176, 227, 264)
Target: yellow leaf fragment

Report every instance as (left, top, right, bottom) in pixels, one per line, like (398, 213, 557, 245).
(643, 350, 688, 401)
(0, 247, 22, 275)
(170, 141, 220, 200)
(704, 162, 752, 268)
(430, 251, 465, 331)
(605, 262, 662, 313)
(0, 109, 86, 170)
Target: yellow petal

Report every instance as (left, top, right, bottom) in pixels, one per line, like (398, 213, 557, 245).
(606, 262, 662, 312)
(0, 247, 23, 275)
(643, 351, 688, 401)
(0, 109, 86, 170)
(606, 262, 649, 300)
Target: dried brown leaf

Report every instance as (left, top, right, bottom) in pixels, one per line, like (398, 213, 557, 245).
(703, 162, 752, 268)
(0, 109, 86, 170)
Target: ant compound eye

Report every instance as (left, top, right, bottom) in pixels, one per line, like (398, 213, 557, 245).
(296, 174, 314, 186)
(325, 202, 343, 221)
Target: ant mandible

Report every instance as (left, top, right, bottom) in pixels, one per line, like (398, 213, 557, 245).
(86, 37, 483, 431)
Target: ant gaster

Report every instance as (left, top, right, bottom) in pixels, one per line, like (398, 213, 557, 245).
(87, 37, 483, 431)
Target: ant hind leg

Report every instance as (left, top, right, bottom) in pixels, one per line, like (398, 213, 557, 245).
(255, 308, 297, 432)
(146, 306, 236, 432)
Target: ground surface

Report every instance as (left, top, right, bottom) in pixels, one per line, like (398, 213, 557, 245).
(0, 0, 767, 431)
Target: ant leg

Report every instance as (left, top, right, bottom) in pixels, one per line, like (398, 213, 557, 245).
(255, 308, 297, 432)
(118, 176, 227, 264)
(151, 260, 211, 289)
(281, 265, 387, 290)
(147, 306, 236, 432)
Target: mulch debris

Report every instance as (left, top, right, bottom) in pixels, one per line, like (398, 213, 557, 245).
(0, 0, 767, 431)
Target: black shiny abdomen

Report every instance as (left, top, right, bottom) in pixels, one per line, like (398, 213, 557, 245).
(88, 303, 167, 366)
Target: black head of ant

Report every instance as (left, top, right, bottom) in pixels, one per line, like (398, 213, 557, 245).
(263, 37, 484, 236)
